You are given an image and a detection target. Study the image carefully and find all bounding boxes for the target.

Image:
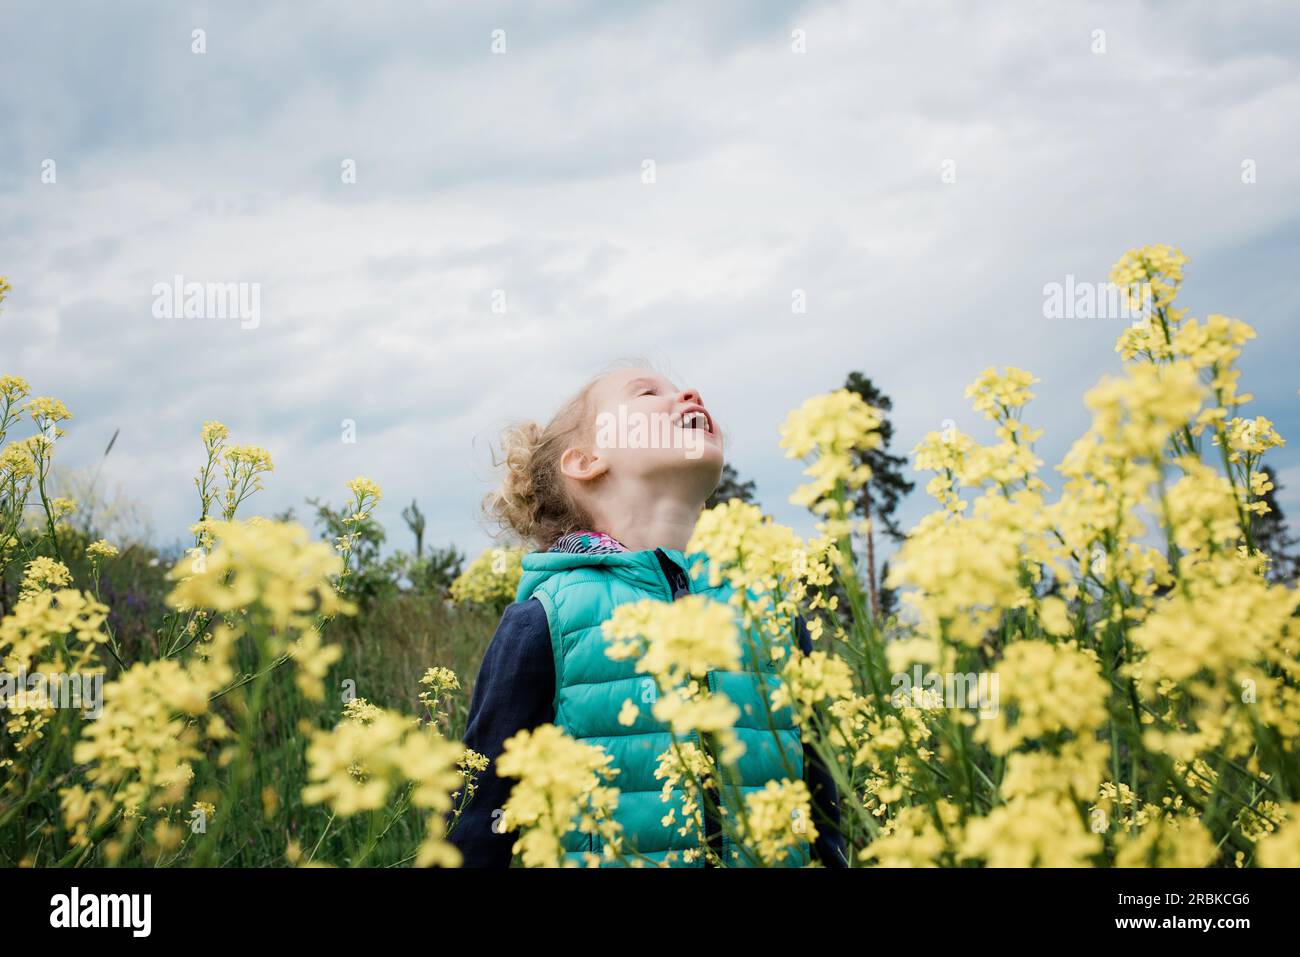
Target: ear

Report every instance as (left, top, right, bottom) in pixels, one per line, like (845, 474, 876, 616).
(559, 444, 609, 483)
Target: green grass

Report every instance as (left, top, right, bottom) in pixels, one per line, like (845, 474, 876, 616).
(2, 583, 502, 868)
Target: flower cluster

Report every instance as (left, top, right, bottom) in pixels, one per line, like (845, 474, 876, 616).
(779, 388, 883, 538)
(61, 625, 239, 856)
(8, 242, 1300, 870)
(303, 704, 465, 867)
(334, 476, 382, 580)
(741, 779, 818, 865)
(0, 361, 476, 868)
(449, 546, 524, 605)
(603, 596, 745, 765)
(419, 666, 461, 727)
(496, 723, 622, 867)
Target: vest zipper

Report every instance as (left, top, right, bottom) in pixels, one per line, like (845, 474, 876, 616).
(653, 549, 722, 867)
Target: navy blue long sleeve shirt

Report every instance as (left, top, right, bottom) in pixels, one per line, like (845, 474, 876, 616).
(448, 573, 849, 868)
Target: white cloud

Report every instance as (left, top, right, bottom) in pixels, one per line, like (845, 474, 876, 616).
(3, 0, 1299, 558)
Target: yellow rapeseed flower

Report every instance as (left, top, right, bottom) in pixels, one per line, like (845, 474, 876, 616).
(86, 539, 119, 560)
(302, 705, 464, 866)
(496, 724, 621, 868)
(449, 547, 523, 605)
(741, 778, 817, 865)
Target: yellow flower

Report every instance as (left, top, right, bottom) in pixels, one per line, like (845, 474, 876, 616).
(0, 440, 36, 484)
(0, 373, 30, 404)
(166, 519, 354, 641)
(1038, 595, 1072, 636)
(1000, 737, 1109, 801)
(346, 476, 382, 503)
(63, 626, 239, 846)
(965, 366, 1039, 420)
(496, 724, 621, 868)
(1114, 815, 1218, 867)
(86, 539, 119, 560)
(220, 444, 274, 519)
(741, 779, 817, 865)
(200, 421, 230, 448)
(973, 640, 1108, 755)
(1256, 804, 1300, 868)
(341, 697, 386, 725)
(223, 444, 273, 472)
(885, 493, 1036, 648)
(302, 706, 464, 867)
(288, 626, 343, 702)
(24, 396, 72, 427)
(779, 389, 882, 526)
(602, 595, 741, 687)
(1221, 415, 1284, 462)
(653, 741, 715, 843)
(864, 801, 963, 867)
(0, 585, 110, 676)
(49, 497, 77, 520)
(1080, 361, 1206, 459)
(1124, 552, 1299, 761)
(772, 649, 854, 722)
(687, 499, 833, 610)
(1109, 244, 1188, 313)
(652, 687, 744, 763)
(19, 556, 72, 598)
(459, 748, 489, 775)
(419, 666, 460, 698)
(449, 547, 524, 605)
(418, 666, 462, 722)
(1164, 460, 1243, 559)
(1171, 314, 1257, 407)
(961, 794, 1101, 867)
(911, 428, 979, 512)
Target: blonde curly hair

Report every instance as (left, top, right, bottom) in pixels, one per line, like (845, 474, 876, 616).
(483, 359, 659, 551)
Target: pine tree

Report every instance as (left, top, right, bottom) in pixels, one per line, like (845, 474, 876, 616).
(878, 559, 899, 619)
(706, 462, 759, 510)
(843, 373, 914, 617)
(1254, 465, 1299, 584)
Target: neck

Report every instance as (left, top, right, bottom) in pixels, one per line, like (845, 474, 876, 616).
(590, 481, 704, 552)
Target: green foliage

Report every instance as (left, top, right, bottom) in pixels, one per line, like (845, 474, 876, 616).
(1254, 465, 1299, 584)
(835, 373, 914, 619)
(401, 499, 427, 557)
(843, 372, 914, 542)
(308, 495, 393, 609)
(706, 462, 759, 510)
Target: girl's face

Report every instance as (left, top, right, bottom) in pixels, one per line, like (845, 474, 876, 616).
(576, 368, 724, 498)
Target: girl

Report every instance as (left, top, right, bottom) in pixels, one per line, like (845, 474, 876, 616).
(450, 363, 846, 867)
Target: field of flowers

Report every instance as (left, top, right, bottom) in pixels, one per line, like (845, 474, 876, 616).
(1, 245, 1298, 868)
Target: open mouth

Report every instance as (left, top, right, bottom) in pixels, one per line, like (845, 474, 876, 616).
(672, 410, 714, 434)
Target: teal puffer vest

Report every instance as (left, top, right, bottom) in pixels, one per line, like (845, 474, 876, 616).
(516, 547, 810, 868)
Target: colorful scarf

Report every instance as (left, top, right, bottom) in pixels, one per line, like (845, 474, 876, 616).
(549, 529, 629, 554)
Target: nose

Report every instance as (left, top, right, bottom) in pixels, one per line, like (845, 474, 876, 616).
(679, 388, 702, 406)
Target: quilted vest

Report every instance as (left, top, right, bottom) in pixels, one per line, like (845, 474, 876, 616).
(516, 546, 810, 868)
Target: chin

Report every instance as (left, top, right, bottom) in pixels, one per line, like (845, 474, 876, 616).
(639, 440, 723, 485)
(682, 439, 723, 472)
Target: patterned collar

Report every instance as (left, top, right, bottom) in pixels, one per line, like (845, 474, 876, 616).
(548, 529, 630, 554)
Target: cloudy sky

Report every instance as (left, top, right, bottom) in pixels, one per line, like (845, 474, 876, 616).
(2, 0, 1298, 563)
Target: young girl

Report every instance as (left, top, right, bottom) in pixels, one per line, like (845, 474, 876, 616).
(450, 363, 846, 867)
